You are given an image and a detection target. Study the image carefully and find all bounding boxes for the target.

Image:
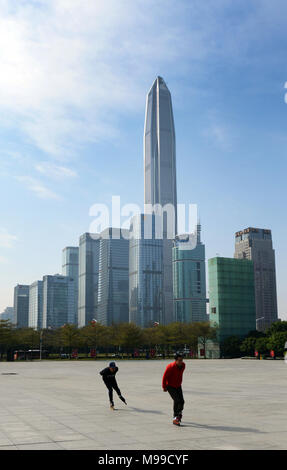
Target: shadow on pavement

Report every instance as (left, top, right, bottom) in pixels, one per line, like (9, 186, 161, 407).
(115, 406, 164, 415)
(181, 422, 264, 433)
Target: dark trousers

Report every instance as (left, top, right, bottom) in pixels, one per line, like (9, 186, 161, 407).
(104, 380, 121, 405)
(167, 386, 184, 418)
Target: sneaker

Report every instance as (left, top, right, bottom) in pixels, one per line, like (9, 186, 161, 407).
(173, 417, 180, 426)
(110, 404, 114, 410)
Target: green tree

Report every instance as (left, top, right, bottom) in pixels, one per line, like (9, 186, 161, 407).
(41, 328, 62, 353)
(240, 336, 257, 356)
(221, 336, 242, 358)
(0, 319, 14, 359)
(255, 337, 269, 356)
(266, 332, 287, 357)
(117, 323, 144, 353)
(60, 324, 81, 356)
(183, 323, 201, 356)
(81, 322, 107, 355)
(165, 322, 187, 349)
(13, 328, 40, 351)
(142, 326, 166, 352)
(266, 321, 287, 336)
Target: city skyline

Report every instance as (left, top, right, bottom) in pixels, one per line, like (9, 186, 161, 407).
(0, 1, 286, 320)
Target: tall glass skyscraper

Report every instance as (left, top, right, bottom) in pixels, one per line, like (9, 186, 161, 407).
(62, 246, 79, 327)
(28, 280, 43, 330)
(42, 275, 75, 329)
(144, 76, 177, 324)
(13, 284, 29, 328)
(97, 228, 129, 325)
(234, 227, 278, 330)
(129, 214, 163, 327)
(173, 226, 208, 323)
(78, 233, 100, 327)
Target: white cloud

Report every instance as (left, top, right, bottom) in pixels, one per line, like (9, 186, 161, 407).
(0, 229, 17, 248)
(35, 162, 77, 180)
(15, 176, 60, 200)
(0, 0, 286, 159)
(0, 0, 195, 157)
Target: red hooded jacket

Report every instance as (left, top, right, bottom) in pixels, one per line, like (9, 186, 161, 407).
(162, 361, 185, 389)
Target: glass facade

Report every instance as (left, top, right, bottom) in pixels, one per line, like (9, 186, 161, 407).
(144, 76, 177, 227)
(97, 228, 129, 325)
(173, 227, 208, 323)
(28, 280, 43, 330)
(62, 246, 79, 327)
(208, 257, 256, 343)
(144, 76, 177, 324)
(234, 227, 278, 330)
(129, 214, 163, 327)
(78, 233, 100, 327)
(43, 275, 75, 329)
(13, 284, 29, 328)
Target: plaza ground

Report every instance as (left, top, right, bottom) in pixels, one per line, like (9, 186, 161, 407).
(0, 359, 286, 450)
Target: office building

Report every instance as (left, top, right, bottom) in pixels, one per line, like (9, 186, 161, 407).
(129, 214, 163, 327)
(78, 233, 101, 327)
(13, 284, 29, 328)
(62, 246, 79, 326)
(208, 257, 256, 344)
(144, 76, 177, 324)
(173, 225, 208, 322)
(42, 275, 75, 329)
(97, 228, 129, 325)
(28, 280, 43, 329)
(234, 227, 278, 330)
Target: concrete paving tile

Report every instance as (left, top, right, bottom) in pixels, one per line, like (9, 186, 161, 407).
(16, 442, 63, 450)
(0, 439, 14, 446)
(57, 439, 108, 450)
(0, 446, 18, 450)
(47, 431, 87, 442)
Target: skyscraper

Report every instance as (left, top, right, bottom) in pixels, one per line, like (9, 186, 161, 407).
(173, 226, 208, 323)
(13, 284, 29, 328)
(97, 228, 129, 325)
(42, 274, 75, 329)
(62, 246, 79, 326)
(78, 233, 100, 327)
(144, 76, 177, 324)
(28, 280, 43, 330)
(234, 227, 278, 330)
(129, 214, 163, 327)
(209, 257, 256, 344)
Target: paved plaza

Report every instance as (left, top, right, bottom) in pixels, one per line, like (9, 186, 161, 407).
(0, 359, 286, 450)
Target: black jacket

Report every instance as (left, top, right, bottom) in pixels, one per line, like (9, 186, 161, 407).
(100, 367, 119, 385)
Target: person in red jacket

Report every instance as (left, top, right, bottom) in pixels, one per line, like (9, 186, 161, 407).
(162, 352, 185, 426)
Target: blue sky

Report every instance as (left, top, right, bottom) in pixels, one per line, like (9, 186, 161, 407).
(0, 0, 286, 319)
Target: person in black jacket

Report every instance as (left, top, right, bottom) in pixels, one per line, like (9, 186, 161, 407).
(100, 361, 127, 409)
